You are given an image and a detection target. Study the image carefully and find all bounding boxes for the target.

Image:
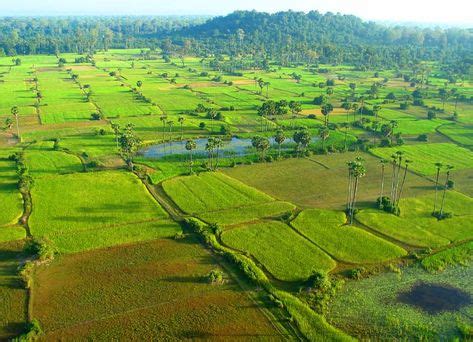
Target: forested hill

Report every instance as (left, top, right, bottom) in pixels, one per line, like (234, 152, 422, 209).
(172, 11, 472, 71)
(0, 11, 471, 73)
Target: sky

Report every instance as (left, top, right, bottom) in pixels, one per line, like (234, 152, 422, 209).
(0, 0, 471, 26)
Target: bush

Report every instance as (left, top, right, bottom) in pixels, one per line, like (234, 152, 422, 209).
(346, 267, 365, 280)
(24, 237, 57, 262)
(447, 180, 454, 189)
(417, 134, 428, 142)
(399, 103, 410, 110)
(18, 261, 35, 288)
(427, 110, 436, 120)
(206, 269, 225, 284)
(90, 112, 103, 120)
(15, 319, 43, 341)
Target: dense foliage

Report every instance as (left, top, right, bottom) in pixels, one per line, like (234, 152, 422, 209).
(0, 11, 471, 74)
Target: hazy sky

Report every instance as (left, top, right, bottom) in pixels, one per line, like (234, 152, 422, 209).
(0, 0, 471, 26)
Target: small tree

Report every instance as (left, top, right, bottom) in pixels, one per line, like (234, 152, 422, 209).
(119, 123, 141, 171)
(318, 126, 330, 151)
(321, 103, 333, 127)
(293, 128, 311, 157)
(251, 136, 270, 161)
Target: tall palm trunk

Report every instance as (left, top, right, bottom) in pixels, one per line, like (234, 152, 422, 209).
(350, 177, 359, 224)
(396, 164, 409, 207)
(189, 150, 193, 174)
(15, 114, 20, 140)
(439, 172, 451, 217)
(380, 164, 385, 201)
(433, 168, 441, 213)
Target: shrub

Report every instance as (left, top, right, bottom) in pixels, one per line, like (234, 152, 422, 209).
(446, 180, 454, 189)
(19, 261, 35, 288)
(90, 112, 102, 120)
(206, 269, 225, 284)
(399, 103, 409, 110)
(173, 232, 185, 240)
(427, 110, 436, 120)
(346, 267, 365, 280)
(417, 134, 428, 142)
(15, 319, 43, 341)
(24, 237, 57, 262)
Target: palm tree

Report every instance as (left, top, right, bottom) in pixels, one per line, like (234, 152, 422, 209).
(351, 103, 359, 122)
(432, 162, 443, 214)
(347, 157, 366, 224)
(207, 109, 217, 134)
(318, 126, 330, 150)
(213, 137, 223, 169)
(389, 120, 398, 145)
(185, 139, 196, 174)
(178, 116, 185, 140)
(372, 120, 379, 145)
(160, 114, 168, 142)
(11, 106, 20, 140)
(205, 137, 215, 170)
(167, 120, 174, 143)
(379, 159, 388, 207)
(396, 159, 412, 207)
(274, 129, 286, 159)
(321, 103, 333, 127)
(439, 165, 454, 217)
(264, 81, 270, 98)
(257, 78, 264, 95)
(342, 101, 352, 149)
(110, 122, 121, 149)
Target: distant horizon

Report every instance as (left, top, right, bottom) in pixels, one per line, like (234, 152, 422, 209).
(0, 0, 471, 28)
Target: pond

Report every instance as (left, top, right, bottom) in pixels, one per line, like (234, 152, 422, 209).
(140, 136, 302, 159)
(397, 282, 472, 314)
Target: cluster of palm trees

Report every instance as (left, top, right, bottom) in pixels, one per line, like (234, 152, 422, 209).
(377, 151, 413, 214)
(432, 163, 454, 219)
(346, 157, 366, 224)
(159, 115, 186, 143)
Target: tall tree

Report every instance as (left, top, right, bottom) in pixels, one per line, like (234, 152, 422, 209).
(119, 123, 141, 171)
(378, 159, 388, 208)
(432, 162, 443, 214)
(110, 122, 121, 149)
(321, 103, 334, 127)
(11, 106, 20, 140)
(439, 165, 454, 218)
(178, 116, 185, 140)
(318, 126, 330, 151)
(185, 139, 197, 174)
(347, 157, 366, 224)
(274, 129, 286, 159)
(160, 114, 168, 142)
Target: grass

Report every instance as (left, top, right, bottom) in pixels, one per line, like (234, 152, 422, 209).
(33, 238, 286, 340)
(29, 171, 174, 253)
(422, 241, 473, 272)
(437, 123, 473, 146)
(25, 146, 83, 176)
(224, 152, 433, 209)
(357, 192, 473, 247)
(199, 201, 296, 227)
(291, 209, 407, 263)
(326, 262, 473, 340)
(221, 220, 336, 281)
(0, 157, 23, 227)
(0, 241, 28, 340)
(370, 143, 473, 175)
(163, 172, 274, 214)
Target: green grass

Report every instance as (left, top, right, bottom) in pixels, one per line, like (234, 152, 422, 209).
(163, 172, 274, 214)
(0, 241, 28, 340)
(422, 241, 473, 272)
(221, 220, 336, 281)
(292, 209, 407, 263)
(224, 152, 433, 209)
(25, 148, 83, 176)
(437, 123, 473, 146)
(33, 238, 285, 340)
(370, 143, 473, 175)
(326, 262, 473, 340)
(0, 226, 26, 243)
(0, 157, 23, 227)
(357, 192, 473, 247)
(29, 171, 173, 253)
(199, 201, 296, 226)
